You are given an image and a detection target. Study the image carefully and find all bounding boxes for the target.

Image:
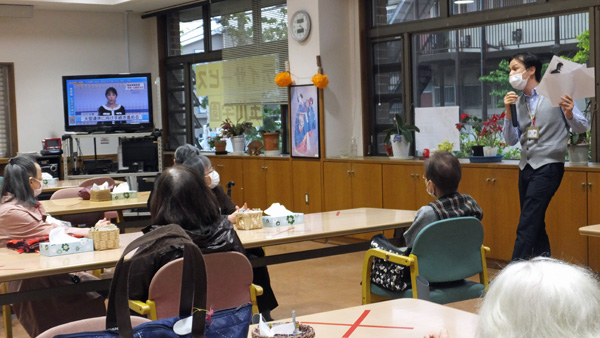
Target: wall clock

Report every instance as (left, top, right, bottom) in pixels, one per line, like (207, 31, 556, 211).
(290, 10, 311, 42)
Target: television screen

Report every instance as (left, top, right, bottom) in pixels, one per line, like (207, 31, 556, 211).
(63, 73, 154, 133)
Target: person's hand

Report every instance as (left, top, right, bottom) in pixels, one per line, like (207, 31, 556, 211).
(424, 329, 449, 338)
(559, 94, 574, 119)
(504, 91, 519, 118)
(229, 203, 248, 223)
(94, 218, 112, 229)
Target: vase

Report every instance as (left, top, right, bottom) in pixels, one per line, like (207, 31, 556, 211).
(262, 132, 281, 157)
(483, 146, 498, 157)
(568, 144, 589, 166)
(391, 134, 410, 159)
(471, 145, 484, 156)
(214, 141, 227, 154)
(231, 135, 246, 154)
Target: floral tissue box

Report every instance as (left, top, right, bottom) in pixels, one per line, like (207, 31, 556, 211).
(111, 191, 137, 200)
(39, 238, 94, 256)
(262, 213, 304, 227)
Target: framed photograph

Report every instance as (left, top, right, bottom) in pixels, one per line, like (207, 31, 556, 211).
(290, 85, 320, 158)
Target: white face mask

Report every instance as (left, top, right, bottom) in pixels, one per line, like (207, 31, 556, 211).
(425, 179, 437, 199)
(31, 178, 43, 197)
(208, 170, 220, 189)
(509, 70, 529, 90)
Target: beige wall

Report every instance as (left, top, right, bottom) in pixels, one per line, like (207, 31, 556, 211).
(0, 9, 159, 155)
(287, 0, 363, 158)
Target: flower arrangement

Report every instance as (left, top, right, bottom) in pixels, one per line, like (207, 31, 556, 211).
(456, 112, 506, 148)
(220, 118, 254, 137)
(274, 72, 292, 87)
(312, 73, 329, 89)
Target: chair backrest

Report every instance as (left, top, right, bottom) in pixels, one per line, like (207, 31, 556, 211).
(37, 316, 151, 338)
(79, 177, 115, 188)
(148, 251, 253, 319)
(410, 217, 484, 283)
(50, 187, 104, 225)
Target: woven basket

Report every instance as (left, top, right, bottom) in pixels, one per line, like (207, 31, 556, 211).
(235, 210, 263, 230)
(89, 227, 120, 250)
(251, 324, 314, 338)
(90, 189, 112, 202)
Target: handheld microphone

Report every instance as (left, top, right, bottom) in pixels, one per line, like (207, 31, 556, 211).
(510, 104, 518, 127)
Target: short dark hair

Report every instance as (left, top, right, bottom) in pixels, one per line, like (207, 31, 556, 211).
(105, 87, 118, 97)
(173, 144, 200, 164)
(424, 151, 461, 196)
(1, 155, 39, 207)
(150, 166, 220, 231)
(512, 52, 542, 82)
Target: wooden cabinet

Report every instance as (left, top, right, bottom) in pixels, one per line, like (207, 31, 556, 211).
(382, 163, 430, 210)
(242, 157, 292, 210)
(323, 161, 382, 240)
(291, 159, 323, 213)
(546, 171, 588, 265)
(323, 161, 382, 211)
(587, 172, 600, 271)
(460, 167, 520, 261)
(210, 157, 244, 207)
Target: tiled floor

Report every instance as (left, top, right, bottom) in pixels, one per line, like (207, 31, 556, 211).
(1, 238, 498, 337)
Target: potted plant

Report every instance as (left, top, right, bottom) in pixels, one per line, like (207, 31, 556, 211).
(207, 134, 227, 154)
(259, 109, 282, 156)
(221, 118, 253, 154)
(383, 113, 420, 159)
(457, 112, 506, 162)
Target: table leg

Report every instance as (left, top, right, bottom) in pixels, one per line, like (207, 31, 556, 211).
(1, 283, 12, 338)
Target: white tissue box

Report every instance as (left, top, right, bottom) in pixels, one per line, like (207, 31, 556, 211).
(262, 213, 304, 227)
(42, 177, 58, 186)
(110, 191, 137, 200)
(39, 238, 94, 256)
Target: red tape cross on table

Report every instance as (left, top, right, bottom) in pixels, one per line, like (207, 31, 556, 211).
(302, 309, 413, 337)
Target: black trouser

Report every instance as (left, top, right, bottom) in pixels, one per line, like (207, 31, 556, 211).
(512, 163, 564, 261)
(246, 247, 278, 312)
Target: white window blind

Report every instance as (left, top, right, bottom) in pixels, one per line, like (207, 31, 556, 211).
(0, 65, 10, 157)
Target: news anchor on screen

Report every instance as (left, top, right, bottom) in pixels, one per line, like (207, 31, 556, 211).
(98, 87, 126, 125)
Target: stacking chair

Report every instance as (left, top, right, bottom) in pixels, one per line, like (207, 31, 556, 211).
(50, 187, 107, 226)
(362, 216, 490, 305)
(37, 316, 151, 338)
(79, 177, 119, 221)
(129, 251, 263, 320)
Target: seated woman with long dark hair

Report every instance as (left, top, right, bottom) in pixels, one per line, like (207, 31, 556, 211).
(129, 165, 245, 302)
(0, 156, 108, 337)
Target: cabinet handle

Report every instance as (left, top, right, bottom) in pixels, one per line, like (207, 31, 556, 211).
(305, 193, 309, 205)
(491, 178, 496, 183)
(589, 182, 592, 187)
(262, 166, 267, 170)
(486, 178, 490, 182)
(347, 170, 352, 175)
(582, 183, 586, 187)
(410, 174, 414, 177)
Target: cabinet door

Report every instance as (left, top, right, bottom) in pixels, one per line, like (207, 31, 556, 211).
(291, 160, 323, 213)
(264, 159, 293, 210)
(488, 169, 520, 261)
(351, 163, 382, 208)
(382, 164, 429, 210)
(587, 172, 600, 271)
(546, 171, 588, 265)
(242, 158, 267, 210)
(211, 157, 244, 207)
(323, 162, 352, 211)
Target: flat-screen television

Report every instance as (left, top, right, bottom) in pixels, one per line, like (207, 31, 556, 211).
(62, 73, 154, 133)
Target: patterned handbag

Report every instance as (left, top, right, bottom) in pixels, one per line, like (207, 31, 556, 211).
(54, 224, 252, 338)
(369, 233, 411, 292)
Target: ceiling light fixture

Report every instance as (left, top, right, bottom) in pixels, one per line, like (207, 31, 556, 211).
(454, 0, 475, 4)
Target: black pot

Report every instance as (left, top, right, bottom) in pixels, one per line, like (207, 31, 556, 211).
(472, 145, 484, 156)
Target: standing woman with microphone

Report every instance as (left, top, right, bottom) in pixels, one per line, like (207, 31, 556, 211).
(502, 52, 589, 261)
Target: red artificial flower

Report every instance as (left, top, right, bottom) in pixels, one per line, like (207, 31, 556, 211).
(460, 113, 469, 121)
(455, 123, 463, 130)
(500, 112, 506, 119)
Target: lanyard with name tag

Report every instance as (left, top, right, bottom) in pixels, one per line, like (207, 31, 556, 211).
(526, 96, 543, 140)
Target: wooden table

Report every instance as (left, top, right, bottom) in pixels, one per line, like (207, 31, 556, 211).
(40, 191, 150, 216)
(579, 224, 600, 237)
(42, 179, 125, 193)
(249, 298, 478, 338)
(237, 208, 416, 267)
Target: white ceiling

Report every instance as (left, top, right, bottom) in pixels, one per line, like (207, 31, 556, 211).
(0, 0, 201, 14)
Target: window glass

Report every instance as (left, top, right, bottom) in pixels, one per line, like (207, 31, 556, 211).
(372, 0, 439, 26)
(211, 0, 253, 50)
(261, 4, 288, 42)
(167, 8, 204, 56)
(412, 12, 589, 158)
(452, 0, 536, 15)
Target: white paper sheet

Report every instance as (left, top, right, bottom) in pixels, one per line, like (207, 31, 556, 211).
(415, 106, 461, 153)
(536, 56, 595, 106)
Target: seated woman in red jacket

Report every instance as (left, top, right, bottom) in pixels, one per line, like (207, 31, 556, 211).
(0, 156, 109, 337)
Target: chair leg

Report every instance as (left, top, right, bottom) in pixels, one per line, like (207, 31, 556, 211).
(1, 283, 12, 338)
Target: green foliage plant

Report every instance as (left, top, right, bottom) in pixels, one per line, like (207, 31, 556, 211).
(383, 114, 420, 144)
(221, 118, 253, 137)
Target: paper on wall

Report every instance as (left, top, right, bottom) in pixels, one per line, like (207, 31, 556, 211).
(415, 106, 461, 153)
(536, 55, 595, 107)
